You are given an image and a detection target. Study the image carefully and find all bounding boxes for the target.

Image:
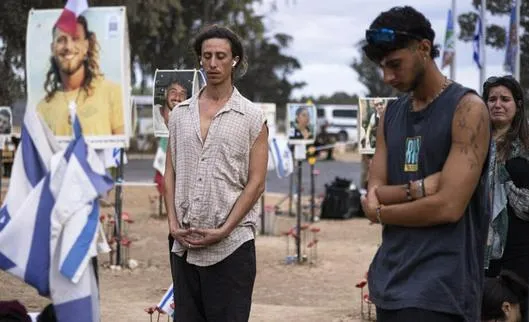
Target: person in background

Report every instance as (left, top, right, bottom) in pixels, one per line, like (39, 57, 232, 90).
(360, 6, 491, 321)
(483, 75, 529, 283)
(165, 24, 268, 321)
(481, 270, 527, 322)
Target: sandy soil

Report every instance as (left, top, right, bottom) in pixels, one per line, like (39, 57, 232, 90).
(0, 151, 381, 322)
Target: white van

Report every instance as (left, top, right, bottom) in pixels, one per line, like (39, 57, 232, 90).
(316, 104, 358, 143)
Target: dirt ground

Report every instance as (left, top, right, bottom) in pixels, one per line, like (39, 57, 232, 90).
(0, 150, 382, 322)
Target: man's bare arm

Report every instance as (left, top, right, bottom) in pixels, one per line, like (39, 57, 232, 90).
(367, 111, 424, 205)
(378, 94, 490, 227)
(220, 124, 269, 235)
(376, 172, 441, 205)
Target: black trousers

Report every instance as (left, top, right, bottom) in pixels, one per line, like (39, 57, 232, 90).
(172, 240, 256, 322)
(376, 307, 464, 322)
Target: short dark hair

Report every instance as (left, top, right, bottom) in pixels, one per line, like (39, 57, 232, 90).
(363, 6, 440, 63)
(192, 24, 246, 79)
(482, 270, 528, 321)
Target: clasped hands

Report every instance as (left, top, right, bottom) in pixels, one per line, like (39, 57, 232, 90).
(170, 223, 229, 249)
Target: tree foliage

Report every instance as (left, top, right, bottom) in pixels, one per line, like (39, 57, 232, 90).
(0, 0, 304, 107)
(458, 0, 529, 96)
(350, 42, 399, 98)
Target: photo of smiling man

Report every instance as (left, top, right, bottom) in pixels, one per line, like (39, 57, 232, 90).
(152, 69, 197, 137)
(26, 7, 130, 148)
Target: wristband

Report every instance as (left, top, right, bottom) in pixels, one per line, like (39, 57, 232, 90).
(415, 179, 425, 198)
(405, 182, 413, 201)
(376, 205, 383, 224)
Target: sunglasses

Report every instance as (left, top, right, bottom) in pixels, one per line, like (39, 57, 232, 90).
(484, 75, 517, 88)
(366, 28, 423, 45)
(483, 75, 523, 97)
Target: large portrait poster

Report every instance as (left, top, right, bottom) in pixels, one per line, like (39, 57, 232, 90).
(358, 97, 397, 154)
(26, 7, 131, 149)
(286, 103, 316, 145)
(152, 69, 199, 137)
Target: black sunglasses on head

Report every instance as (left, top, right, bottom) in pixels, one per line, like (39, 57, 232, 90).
(366, 28, 423, 45)
(483, 75, 523, 99)
(483, 75, 517, 88)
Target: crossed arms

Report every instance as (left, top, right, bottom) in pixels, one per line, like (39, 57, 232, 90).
(361, 93, 490, 227)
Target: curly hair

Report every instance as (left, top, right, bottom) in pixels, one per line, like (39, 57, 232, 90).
(192, 24, 248, 81)
(363, 6, 440, 63)
(44, 15, 103, 102)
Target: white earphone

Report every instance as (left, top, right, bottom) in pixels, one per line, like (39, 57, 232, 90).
(232, 61, 237, 67)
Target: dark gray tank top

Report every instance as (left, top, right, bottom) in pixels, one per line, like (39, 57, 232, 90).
(368, 82, 491, 321)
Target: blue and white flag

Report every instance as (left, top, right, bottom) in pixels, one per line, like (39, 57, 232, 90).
(157, 284, 175, 318)
(269, 138, 294, 179)
(0, 109, 113, 322)
(504, 0, 518, 74)
(101, 147, 127, 169)
(473, 15, 483, 69)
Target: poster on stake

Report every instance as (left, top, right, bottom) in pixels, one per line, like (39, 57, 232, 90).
(152, 69, 200, 137)
(26, 7, 131, 149)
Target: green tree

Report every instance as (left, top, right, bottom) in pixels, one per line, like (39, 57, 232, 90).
(350, 42, 399, 97)
(297, 92, 359, 105)
(458, 0, 529, 95)
(0, 0, 304, 109)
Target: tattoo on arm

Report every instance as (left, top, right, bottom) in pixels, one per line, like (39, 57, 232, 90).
(453, 95, 488, 170)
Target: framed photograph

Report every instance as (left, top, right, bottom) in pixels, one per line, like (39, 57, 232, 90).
(152, 69, 200, 137)
(358, 97, 397, 154)
(26, 7, 131, 149)
(287, 103, 316, 145)
(0, 107, 13, 138)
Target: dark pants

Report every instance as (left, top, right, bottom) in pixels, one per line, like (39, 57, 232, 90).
(169, 234, 177, 279)
(376, 307, 464, 322)
(172, 240, 256, 322)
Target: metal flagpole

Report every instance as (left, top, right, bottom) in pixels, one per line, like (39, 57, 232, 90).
(450, 0, 457, 80)
(514, 0, 521, 82)
(479, 0, 487, 89)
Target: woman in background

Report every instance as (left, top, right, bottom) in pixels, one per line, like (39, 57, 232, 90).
(482, 270, 527, 322)
(483, 75, 529, 283)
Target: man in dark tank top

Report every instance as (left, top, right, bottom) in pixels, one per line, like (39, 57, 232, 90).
(360, 6, 492, 322)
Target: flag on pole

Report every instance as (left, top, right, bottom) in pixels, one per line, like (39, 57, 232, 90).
(442, 9, 455, 69)
(157, 284, 175, 318)
(269, 138, 294, 179)
(153, 137, 167, 176)
(0, 109, 113, 322)
(55, 0, 89, 36)
(504, 0, 518, 74)
(153, 137, 168, 194)
(473, 15, 483, 69)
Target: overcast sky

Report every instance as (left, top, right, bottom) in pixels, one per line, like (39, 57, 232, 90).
(254, 0, 511, 98)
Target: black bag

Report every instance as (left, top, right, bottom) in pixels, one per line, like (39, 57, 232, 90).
(320, 177, 363, 219)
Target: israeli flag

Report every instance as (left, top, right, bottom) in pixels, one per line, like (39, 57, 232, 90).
(157, 284, 175, 318)
(269, 137, 294, 178)
(0, 109, 113, 322)
(473, 16, 483, 69)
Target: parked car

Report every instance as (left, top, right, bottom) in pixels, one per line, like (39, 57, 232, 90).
(316, 104, 358, 143)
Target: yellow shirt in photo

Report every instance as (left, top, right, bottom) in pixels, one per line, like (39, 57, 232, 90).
(37, 77, 124, 136)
